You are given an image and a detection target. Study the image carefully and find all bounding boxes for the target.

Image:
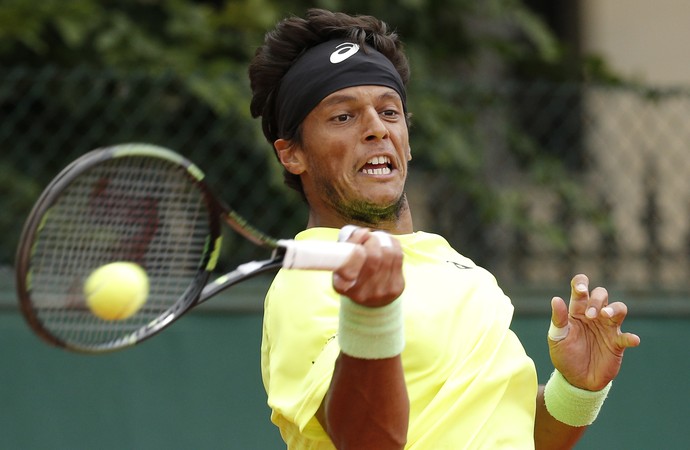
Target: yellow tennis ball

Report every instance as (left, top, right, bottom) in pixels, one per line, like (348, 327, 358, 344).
(84, 262, 149, 321)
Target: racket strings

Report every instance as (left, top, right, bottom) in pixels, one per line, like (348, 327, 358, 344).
(28, 156, 211, 350)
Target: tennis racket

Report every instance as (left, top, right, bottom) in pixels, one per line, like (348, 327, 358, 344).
(15, 143, 356, 354)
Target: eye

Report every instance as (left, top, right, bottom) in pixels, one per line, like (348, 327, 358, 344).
(381, 109, 400, 119)
(333, 114, 351, 123)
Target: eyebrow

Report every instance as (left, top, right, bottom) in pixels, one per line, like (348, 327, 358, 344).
(320, 89, 401, 108)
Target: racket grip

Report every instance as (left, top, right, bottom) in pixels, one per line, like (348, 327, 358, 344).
(278, 240, 357, 270)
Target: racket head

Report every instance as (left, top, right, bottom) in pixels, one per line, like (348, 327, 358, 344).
(15, 143, 224, 353)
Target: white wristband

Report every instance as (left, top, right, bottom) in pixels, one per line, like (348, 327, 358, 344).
(338, 296, 404, 359)
(544, 370, 612, 427)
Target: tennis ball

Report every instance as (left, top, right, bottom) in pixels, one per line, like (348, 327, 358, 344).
(84, 262, 149, 321)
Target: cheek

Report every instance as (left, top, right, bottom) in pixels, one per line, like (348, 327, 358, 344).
(304, 139, 353, 175)
(303, 153, 343, 189)
(390, 123, 409, 146)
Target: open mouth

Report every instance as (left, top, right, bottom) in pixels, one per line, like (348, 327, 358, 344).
(361, 155, 392, 175)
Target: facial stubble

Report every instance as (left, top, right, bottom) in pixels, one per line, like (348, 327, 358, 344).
(322, 183, 408, 227)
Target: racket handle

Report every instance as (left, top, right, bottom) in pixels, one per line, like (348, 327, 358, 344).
(278, 240, 357, 270)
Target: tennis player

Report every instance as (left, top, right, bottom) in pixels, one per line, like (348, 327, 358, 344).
(249, 9, 640, 449)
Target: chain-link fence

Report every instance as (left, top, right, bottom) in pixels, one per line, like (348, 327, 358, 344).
(411, 81, 690, 294)
(2, 67, 688, 313)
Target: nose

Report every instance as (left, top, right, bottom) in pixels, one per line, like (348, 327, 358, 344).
(362, 108, 389, 141)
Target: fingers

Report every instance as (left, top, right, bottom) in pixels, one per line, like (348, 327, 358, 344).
(586, 287, 609, 319)
(600, 302, 642, 348)
(332, 227, 369, 291)
(372, 230, 393, 248)
(333, 226, 404, 306)
(332, 256, 364, 292)
(599, 301, 626, 321)
(561, 274, 641, 349)
(338, 224, 360, 242)
(569, 274, 609, 320)
(339, 225, 392, 248)
(620, 331, 642, 348)
(551, 275, 592, 342)
(568, 274, 590, 316)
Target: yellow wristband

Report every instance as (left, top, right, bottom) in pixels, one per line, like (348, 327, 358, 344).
(544, 370, 612, 427)
(338, 296, 404, 359)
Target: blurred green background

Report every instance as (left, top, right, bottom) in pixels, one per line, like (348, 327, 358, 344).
(1, 1, 688, 448)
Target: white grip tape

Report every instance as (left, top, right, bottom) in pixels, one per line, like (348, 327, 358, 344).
(278, 240, 356, 270)
(548, 321, 570, 341)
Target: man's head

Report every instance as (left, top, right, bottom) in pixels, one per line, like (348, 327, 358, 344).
(273, 39, 407, 144)
(249, 9, 411, 203)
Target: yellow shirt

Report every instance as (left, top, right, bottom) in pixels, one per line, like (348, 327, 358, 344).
(261, 228, 537, 449)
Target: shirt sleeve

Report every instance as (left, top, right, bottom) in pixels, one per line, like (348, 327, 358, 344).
(261, 268, 341, 440)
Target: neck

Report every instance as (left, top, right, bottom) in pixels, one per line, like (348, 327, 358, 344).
(306, 195, 414, 234)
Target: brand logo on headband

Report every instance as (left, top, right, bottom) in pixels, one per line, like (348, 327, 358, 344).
(330, 43, 360, 64)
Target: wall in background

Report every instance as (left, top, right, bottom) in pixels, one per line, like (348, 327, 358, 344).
(1, 309, 688, 449)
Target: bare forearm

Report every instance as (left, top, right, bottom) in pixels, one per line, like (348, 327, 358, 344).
(318, 353, 409, 450)
(534, 385, 587, 450)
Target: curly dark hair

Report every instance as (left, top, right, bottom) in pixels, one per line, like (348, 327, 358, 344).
(248, 8, 410, 197)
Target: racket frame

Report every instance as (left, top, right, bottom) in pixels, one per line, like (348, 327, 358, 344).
(16, 145, 230, 352)
(15, 143, 355, 353)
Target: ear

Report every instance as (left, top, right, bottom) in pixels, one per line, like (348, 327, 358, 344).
(406, 145, 412, 161)
(274, 139, 305, 175)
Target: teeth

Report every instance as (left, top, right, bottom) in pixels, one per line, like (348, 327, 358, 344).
(363, 167, 391, 175)
(367, 156, 391, 165)
(361, 155, 392, 175)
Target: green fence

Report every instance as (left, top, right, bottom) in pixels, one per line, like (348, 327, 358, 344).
(2, 68, 689, 308)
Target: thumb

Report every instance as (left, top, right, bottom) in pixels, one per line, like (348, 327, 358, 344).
(548, 296, 570, 342)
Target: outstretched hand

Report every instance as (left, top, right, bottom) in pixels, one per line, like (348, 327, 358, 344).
(548, 274, 640, 391)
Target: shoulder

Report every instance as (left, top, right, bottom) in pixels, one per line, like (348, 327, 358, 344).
(399, 231, 477, 267)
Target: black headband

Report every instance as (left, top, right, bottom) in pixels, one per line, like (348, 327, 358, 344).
(275, 39, 407, 139)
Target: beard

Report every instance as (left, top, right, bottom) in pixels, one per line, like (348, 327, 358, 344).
(324, 185, 408, 226)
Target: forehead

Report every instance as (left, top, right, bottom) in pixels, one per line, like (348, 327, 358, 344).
(317, 85, 403, 108)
